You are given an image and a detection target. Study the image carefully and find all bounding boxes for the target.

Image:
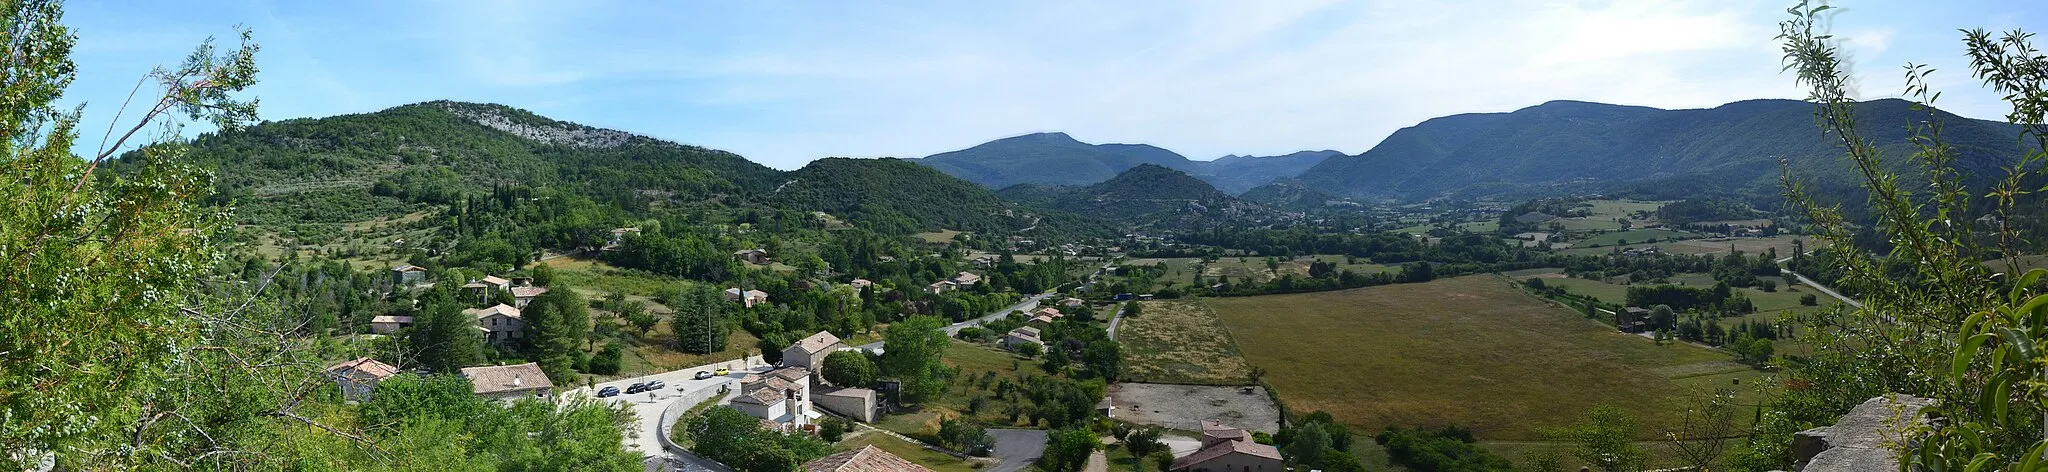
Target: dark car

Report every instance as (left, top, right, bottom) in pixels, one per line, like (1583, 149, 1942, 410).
(625, 382, 647, 394)
(596, 386, 620, 398)
(645, 380, 665, 391)
(693, 371, 713, 380)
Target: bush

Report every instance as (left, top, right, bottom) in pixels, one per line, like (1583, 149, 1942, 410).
(818, 416, 852, 442)
(587, 342, 624, 375)
(1799, 293, 1819, 306)
(956, 326, 992, 341)
(822, 350, 878, 388)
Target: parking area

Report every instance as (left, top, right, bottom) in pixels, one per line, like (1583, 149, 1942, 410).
(563, 355, 765, 456)
(1106, 383, 1281, 434)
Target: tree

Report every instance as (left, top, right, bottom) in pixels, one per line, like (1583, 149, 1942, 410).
(1283, 422, 1331, 467)
(1562, 405, 1644, 472)
(411, 291, 487, 374)
(1123, 427, 1165, 468)
(1798, 293, 1818, 306)
(525, 287, 591, 383)
(670, 285, 730, 354)
(1666, 389, 1738, 471)
(821, 350, 877, 388)
(882, 316, 953, 403)
(937, 418, 994, 455)
(588, 341, 625, 375)
(0, 0, 260, 462)
(1038, 428, 1100, 472)
(530, 262, 557, 287)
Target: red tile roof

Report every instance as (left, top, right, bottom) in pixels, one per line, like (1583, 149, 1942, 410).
(1171, 439, 1281, 471)
(804, 445, 934, 472)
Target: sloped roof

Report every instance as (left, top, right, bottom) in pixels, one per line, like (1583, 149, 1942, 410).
(953, 272, 981, 283)
(790, 331, 842, 354)
(1171, 439, 1282, 471)
(459, 363, 552, 395)
(325, 357, 399, 379)
(1007, 327, 1042, 343)
(369, 315, 414, 324)
(769, 366, 812, 382)
(1202, 420, 1248, 441)
(464, 304, 521, 320)
(734, 387, 785, 406)
(804, 445, 934, 472)
(392, 264, 426, 272)
(510, 286, 549, 298)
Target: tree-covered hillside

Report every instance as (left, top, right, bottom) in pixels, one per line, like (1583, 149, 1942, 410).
(1296, 98, 2029, 207)
(997, 164, 1272, 228)
(772, 157, 1113, 238)
(915, 132, 1336, 194)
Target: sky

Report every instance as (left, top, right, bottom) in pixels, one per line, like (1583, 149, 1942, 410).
(58, 0, 2047, 170)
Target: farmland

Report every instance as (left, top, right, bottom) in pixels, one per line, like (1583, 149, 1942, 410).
(1206, 275, 1760, 441)
(1117, 299, 1256, 385)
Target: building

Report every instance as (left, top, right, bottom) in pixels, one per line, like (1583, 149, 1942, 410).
(725, 288, 770, 308)
(1619, 307, 1653, 333)
(465, 304, 525, 345)
(803, 445, 933, 472)
(1002, 327, 1043, 351)
(462, 276, 514, 305)
(368, 315, 413, 334)
(605, 227, 640, 250)
(732, 367, 813, 430)
(848, 278, 873, 289)
(782, 331, 845, 370)
(510, 285, 549, 308)
(813, 386, 878, 422)
(1061, 297, 1085, 308)
(951, 272, 981, 286)
(1170, 421, 1284, 472)
(734, 248, 771, 265)
(460, 363, 554, 401)
(324, 357, 399, 402)
(927, 280, 957, 294)
(391, 265, 427, 286)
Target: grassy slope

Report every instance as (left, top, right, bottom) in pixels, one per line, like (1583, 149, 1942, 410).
(1206, 275, 1754, 441)
(1118, 299, 1255, 385)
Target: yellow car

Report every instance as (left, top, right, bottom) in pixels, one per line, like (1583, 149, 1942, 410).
(713, 368, 730, 376)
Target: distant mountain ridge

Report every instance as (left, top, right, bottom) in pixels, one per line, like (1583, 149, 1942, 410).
(1295, 98, 2030, 203)
(914, 132, 1339, 194)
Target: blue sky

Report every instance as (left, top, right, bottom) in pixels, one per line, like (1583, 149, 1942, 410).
(59, 0, 2046, 169)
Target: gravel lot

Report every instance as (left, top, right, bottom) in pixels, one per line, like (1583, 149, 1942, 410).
(1107, 383, 1280, 434)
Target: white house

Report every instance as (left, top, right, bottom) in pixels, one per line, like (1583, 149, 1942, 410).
(510, 285, 549, 308)
(725, 288, 770, 308)
(1002, 327, 1043, 351)
(368, 315, 413, 334)
(732, 367, 813, 430)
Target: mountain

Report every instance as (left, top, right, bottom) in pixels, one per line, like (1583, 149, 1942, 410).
(1239, 181, 1352, 211)
(772, 158, 1110, 237)
(1296, 99, 2030, 204)
(915, 132, 1337, 194)
(997, 164, 1271, 228)
(166, 101, 1108, 241)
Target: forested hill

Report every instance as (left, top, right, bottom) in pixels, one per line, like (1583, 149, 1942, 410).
(1294, 98, 2030, 204)
(997, 164, 1273, 228)
(914, 132, 1337, 194)
(771, 157, 1112, 238)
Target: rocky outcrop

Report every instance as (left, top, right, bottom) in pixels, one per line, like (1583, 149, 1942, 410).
(1788, 394, 1935, 472)
(443, 104, 633, 148)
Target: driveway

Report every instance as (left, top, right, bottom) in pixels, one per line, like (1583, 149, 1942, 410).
(857, 293, 1056, 352)
(561, 355, 765, 457)
(988, 429, 1048, 472)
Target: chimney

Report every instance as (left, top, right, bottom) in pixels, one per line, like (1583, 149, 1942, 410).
(513, 375, 522, 387)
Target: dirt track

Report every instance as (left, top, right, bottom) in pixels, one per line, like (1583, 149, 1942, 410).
(1107, 383, 1280, 434)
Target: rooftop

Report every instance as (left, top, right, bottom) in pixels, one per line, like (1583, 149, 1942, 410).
(325, 357, 399, 379)
(459, 363, 553, 395)
(464, 304, 522, 320)
(803, 445, 934, 472)
(790, 331, 843, 354)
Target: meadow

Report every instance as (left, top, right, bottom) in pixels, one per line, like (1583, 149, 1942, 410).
(1205, 275, 1759, 441)
(1117, 299, 1256, 385)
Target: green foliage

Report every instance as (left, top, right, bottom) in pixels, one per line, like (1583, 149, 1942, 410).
(936, 418, 994, 455)
(1559, 406, 1644, 472)
(882, 316, 954, 403)
(408, 290, 487, 374)
(776, 158, 1058, 236)
(1037, 428, 1100, 472)
(1374, 425, 1513, 472)
(588, 341, 625, 375)
(683, 407, 832, 472)
(668, 284, 731, 354)
(1000, 164, 1265, 229)
(821, 350, 878, 388)
(524, 287, 591, 384)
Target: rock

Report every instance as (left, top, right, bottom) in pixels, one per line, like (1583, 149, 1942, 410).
(1794, 394, 1935, 472)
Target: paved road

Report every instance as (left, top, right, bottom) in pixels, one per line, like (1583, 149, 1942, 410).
(1783, 269, 1863, 309)
(988, 429, 1049, 472)
(1104, 302, 1128, 340)
(856, 292, 1057, 352)
(561, 355, 766, 457)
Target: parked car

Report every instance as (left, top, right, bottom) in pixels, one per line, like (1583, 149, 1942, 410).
(713, 368, 730, 376)
(596, 386, 620, 398)
(625, 382, 647, 394)
(693, 371, 713, 380)
(645, 380, 665, 391)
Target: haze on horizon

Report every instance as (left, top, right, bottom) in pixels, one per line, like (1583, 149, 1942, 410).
(60, 0, 2044, 169)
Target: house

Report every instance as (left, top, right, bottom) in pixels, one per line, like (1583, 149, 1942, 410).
(391, 265, 427, 286)
(725, 288, 770, 308)
(368, 315, 414, 334)
(606, 227, 640, 249)
(1097, 396, 1116, 418)
(1171, 421, 1284, 472)
(733, 248, 771, 265)
(803, 445, 933, 472)
(927, 280, 957, 294)
(1619, 307, 1653, 333)
(782, 331, 845, 370)
(1060, 297, 1085, 308)
(951, 272, 981, 286)
(1033, 307, 1062, 319)
(848, 278, 873, 289)
(463, 276, 513, 305)
(324, 357, 399, 403)
(460, 363, 553, 401)
(510, 286, 549, 308)
(1002, 327, 1043, 351)
(465, 304, 525, 345)
(813, 386, 878, 422)
(732, 367, 813, 429)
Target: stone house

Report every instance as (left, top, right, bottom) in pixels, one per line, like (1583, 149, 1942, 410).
(733, 248, 771, 265)
(460, 363, 553, 401)
(725, 288, 770, 308)
(732, 367, 813, 430)
(324, 357, 399, 403)
(391, 265, 427, 286)
(1171, 421, 1284, 472)
(368, 315, 413, 334)
(782, 331, 844, 370)
(465, 304, 525, 346)
(1002, 327, 1043, 351)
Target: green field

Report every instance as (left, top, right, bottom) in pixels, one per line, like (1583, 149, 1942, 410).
(876, 341, 1039, 438)
(1199, 255, 1393, 285)
(1119, 299, 1255, 385)
(1561, 235, 1814, 257)
(1206, 275, 1758, 441)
